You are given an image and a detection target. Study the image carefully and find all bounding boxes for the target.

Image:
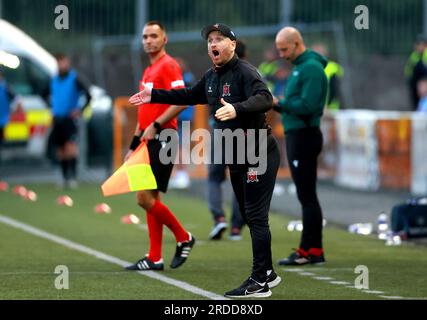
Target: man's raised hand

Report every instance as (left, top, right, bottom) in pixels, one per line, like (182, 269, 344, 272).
(128, 82, 152, 105)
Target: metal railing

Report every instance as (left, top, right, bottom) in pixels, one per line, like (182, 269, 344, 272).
(1, 0, 422, 55)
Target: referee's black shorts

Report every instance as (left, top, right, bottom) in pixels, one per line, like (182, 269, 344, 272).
(51, 117, 78, 147)
(145, 131, 177, 193)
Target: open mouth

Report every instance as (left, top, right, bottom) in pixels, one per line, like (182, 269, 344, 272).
(212, 50, 220, 57)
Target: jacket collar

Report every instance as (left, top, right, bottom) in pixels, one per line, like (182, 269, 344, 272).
(293, 50, 309, 66)
(213, 54, 239, 75)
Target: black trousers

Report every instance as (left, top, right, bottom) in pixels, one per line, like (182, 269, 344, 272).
(286, 127, 324, 251)
(208, 134, 245, 229)
(51, 117, 78, 147)
(229, 135, 280, 282)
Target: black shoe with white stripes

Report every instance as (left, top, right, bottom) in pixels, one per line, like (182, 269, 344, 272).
(225, 277, 272, 299)
(170, 233, 196, 269)
(125, 257, 164, 271)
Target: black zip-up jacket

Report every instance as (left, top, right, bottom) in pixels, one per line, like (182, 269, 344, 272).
(151, 55, 273, 133)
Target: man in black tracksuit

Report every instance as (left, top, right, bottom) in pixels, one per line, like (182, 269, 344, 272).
(129, 23, 281, 298)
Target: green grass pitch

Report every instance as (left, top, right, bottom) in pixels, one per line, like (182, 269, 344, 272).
(0, 184, 426, 300)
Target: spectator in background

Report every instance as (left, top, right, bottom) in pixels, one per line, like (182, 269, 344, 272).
(48, 54, 91, 189)
(272, 61, 291, 98)
(169, 57, 196, 189)
(417, 77, 427, 112)
(258, 47, 280, 93)
(235, 39, 248, 60)
(312, 43, 344, 111)
(207, 40, 247, 241)
(0, 69, 12, 145)
(0, 69, 22, 160)
(405, 34, 427, 110)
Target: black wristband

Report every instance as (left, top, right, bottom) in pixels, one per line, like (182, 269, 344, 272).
(129, 135, 141, 151)
(153, 121, 162, 133)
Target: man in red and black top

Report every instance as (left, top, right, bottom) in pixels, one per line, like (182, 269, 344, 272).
(125, 21, 195, 272)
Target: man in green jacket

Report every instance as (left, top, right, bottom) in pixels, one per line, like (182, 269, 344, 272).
(273, 26, 328, 266)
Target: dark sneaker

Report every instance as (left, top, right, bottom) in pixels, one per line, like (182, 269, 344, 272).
(278, 249, 325, 266)
(308, 253, 326, 264)
(125, 257, 164, 271)
(209, 221, 228, 240)
(170, 233, 196, 269)
(225, 277, 272, 299)
(266, 271, 282, 289)
(278, 249, 309, 266)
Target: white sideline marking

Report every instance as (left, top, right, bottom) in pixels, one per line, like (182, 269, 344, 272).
(283, 267, 427, 300)
(329, 281, 351, 285)
(379, 295, 404, 300)
(379, 295, 427, 300)
(308, 268, 353, 272)
(284, 268, 304, 273)
(363, 290, 385, 294)
(0, 271, 156, 276)
(0, 215, 228, 300)
(313, 276, 334, 281)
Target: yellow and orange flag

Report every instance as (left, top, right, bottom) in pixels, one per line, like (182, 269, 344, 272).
(101, 141, 157, 197)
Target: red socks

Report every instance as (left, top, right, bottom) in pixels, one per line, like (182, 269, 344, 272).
(298, 248, 324, 257)
(146, 210, 163, 262)
(308, 248, 324, 257)
(146, 200, 189, 261)
(297, 248, 309, 257)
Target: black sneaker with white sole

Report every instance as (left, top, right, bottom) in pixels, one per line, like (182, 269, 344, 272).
(208, 222, 228, 240)
(308, 253, 326, 264)
(125, 257, 164, 271)
(278, 250, 309, 266)
(170, 233, 196, 269)
(266, 271, 282, 289)
(225, 277, 272, 299)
